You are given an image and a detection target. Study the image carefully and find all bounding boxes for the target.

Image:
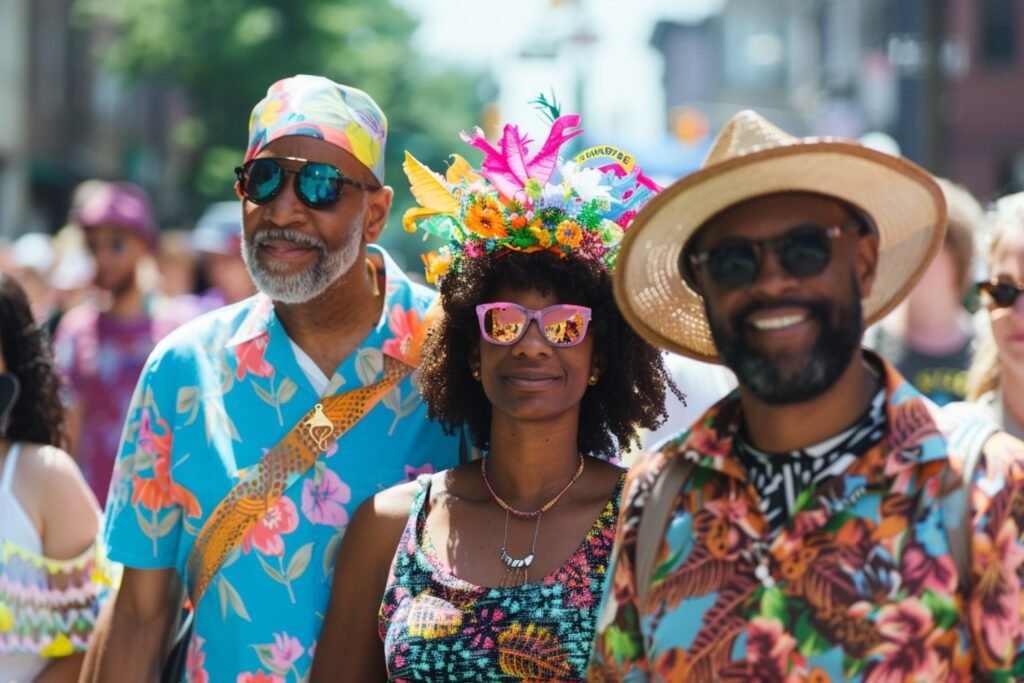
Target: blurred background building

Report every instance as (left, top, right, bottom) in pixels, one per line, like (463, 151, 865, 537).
(2, 0, 1023, 268)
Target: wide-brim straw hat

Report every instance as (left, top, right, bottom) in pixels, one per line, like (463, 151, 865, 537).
(614, 110, 947, 362)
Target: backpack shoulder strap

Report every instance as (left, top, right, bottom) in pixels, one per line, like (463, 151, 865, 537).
(635, 453, 695, 609)
(942, 415, 999, 586)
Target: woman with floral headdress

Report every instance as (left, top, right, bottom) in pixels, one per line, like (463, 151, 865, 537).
(0, 273, 115, 682)
(311, 108, 678, 682)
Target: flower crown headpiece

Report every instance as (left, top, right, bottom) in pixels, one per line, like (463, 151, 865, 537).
(402, 98, 661, 284)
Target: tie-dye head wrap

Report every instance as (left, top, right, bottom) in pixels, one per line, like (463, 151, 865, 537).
(244, 75, 388, 182)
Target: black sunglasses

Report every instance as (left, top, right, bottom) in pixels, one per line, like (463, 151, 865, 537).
(234, 156, 380, 210)
(978, 280, 1024, 309)
(683, 221, 865, 291)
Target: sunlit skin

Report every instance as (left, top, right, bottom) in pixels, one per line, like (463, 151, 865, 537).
(988, 231, 1024, 423)
(473, 286, 596, 431)
(240, 135, 393, 377)
(689, 192, 880, 452)
(311, 287, 623, 682)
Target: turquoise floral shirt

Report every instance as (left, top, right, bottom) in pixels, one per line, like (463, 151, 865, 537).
(104, 247, 461, 683)
(590, 357, 1024, 682)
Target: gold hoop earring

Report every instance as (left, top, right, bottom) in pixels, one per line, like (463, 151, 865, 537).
(472, 369, 481, 381)
(588, 374, 599, 386)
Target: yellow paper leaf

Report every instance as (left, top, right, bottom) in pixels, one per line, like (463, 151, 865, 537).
(403, 151, 459, 214)
(402, 206, 445, 233)
(446, 153, 481, 185)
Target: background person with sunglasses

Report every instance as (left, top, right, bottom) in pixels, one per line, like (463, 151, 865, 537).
(81, 75, 462, 683)
(311, 111, 676, 681)
(966, 192, 1024, 439)
(51, 181, 190, 505)
(593, 110, 1024, 680)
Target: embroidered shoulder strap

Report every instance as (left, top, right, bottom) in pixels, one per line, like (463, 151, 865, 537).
(185, 301, 440, 606)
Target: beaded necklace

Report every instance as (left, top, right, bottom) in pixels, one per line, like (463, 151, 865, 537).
(480, 454, 586, 587)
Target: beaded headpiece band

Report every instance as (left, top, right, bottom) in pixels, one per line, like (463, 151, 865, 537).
(401, 99, 661, 284)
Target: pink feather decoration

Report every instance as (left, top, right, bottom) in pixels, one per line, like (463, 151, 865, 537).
(459, 114, 583, 200)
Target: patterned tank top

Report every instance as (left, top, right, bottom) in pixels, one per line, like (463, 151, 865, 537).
(378, 472, 625, 682)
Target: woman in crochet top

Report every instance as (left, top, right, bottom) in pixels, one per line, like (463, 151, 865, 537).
(311, 111, 677, 681)
(0, 273, 111, 682)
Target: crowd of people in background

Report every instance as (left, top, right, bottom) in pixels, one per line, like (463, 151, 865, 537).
(1, 73, 1024, 682)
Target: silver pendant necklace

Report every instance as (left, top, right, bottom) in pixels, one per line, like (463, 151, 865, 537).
(498, 508, 543, 588)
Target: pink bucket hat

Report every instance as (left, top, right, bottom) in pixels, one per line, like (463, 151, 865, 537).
(77, 181, 158, 247)
(244, 75, 388, 182)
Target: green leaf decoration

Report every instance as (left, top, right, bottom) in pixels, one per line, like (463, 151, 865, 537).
(252, 381, 275, 406)
(287, 542, 314, 581)
(218, 359, 235, 394)
(509, 228, 536, 249)
(529, 90, 561, 123)
(222, 545, 242, 569)
(920, 589, 959, 630)
(795, 611, 832, 657)
(256, 554, 287, 585)
(843, 654, 867, 679)
(176, 386, 198, 414)
(133, 506, 156, 538)
(759, 587, 788, 623)
(355, 348, 383, 386)
(604, 623, 642, 661)
(323, 532, 345, 579)
(420, 214, 459, 240)
(524, 178, 543, 201)
(156, 508, 181, 537)
(203, 399, 242, 444)
(821, 511, 855, 533)
(276, 377, 298, 404)
(217, 575, 251, 622)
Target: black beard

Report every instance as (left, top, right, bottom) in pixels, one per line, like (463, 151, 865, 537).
(707, 280, 864, 404)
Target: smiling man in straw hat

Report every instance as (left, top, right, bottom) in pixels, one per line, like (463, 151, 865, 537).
(589, 110, 1024, 681)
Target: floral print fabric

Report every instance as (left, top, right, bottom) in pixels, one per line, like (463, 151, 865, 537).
(103, 247, 462, 683)
(590, 356, 1024, 681)
(379, 473, 625, 681)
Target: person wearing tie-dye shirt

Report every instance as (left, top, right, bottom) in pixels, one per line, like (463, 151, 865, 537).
(81, 75, 461, 683)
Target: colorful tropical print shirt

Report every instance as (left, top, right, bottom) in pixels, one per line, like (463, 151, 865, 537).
(379, 473, 625, 681)
(104, 247, 462, 683)
(590, 357, 1024, 682)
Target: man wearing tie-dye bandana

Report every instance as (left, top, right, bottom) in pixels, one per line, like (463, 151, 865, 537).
(82, 75, 462, 682)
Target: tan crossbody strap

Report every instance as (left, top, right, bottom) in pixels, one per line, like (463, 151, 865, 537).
(635, 455, 695, 609)
(184, 301, 441, 606)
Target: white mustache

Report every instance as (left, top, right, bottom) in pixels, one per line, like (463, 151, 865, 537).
(252, 229, 325, 251)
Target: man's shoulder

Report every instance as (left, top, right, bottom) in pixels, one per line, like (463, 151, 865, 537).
(147, 297, 257, 364)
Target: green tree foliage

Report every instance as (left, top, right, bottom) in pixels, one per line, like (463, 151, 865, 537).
(73, 0, 484, 263)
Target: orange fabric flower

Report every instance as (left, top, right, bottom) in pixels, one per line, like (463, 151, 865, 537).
(131, 410, 201, 517)
(555, 221, 583, 249)
(464, 197, 508, 239)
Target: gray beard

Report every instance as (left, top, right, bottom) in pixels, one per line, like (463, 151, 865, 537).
(242, 219, 362, 305)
